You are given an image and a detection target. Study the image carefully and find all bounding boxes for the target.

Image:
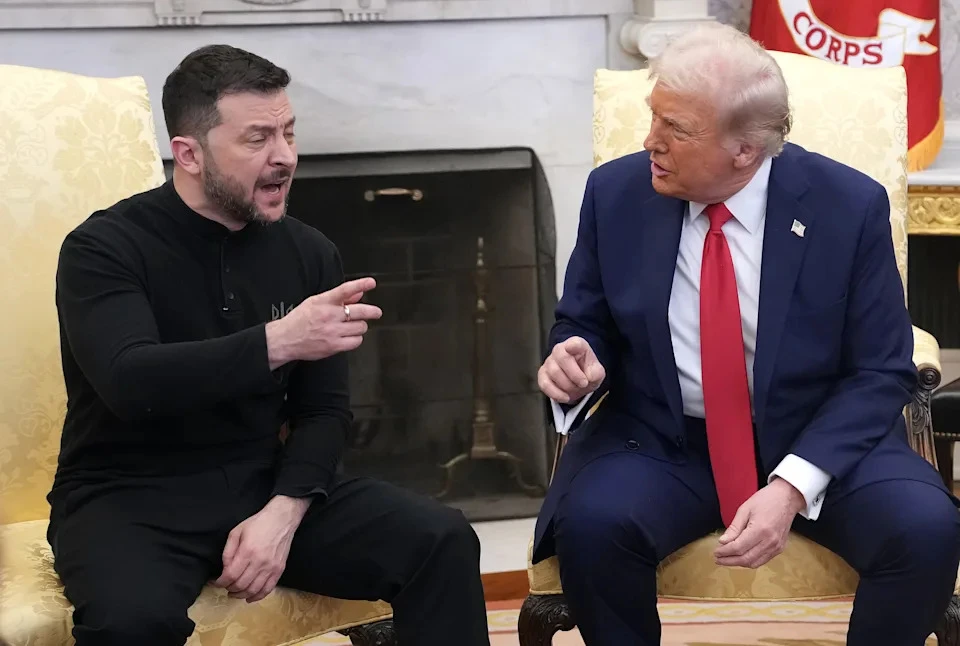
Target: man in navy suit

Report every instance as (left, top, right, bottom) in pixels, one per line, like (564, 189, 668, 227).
(533, 23, 960, 646)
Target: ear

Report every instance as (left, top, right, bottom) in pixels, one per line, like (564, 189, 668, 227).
(170, 136, 203, 176)
(731, 142, 764, 170)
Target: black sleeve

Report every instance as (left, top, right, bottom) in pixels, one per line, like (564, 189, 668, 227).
(271, 243, 352, 500)
(56, 221, 280, 421)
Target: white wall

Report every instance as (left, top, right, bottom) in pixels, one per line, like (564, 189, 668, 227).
(0, 17, 611, 297)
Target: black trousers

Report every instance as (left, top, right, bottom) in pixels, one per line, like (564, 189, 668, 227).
(47, 462, 490, 646)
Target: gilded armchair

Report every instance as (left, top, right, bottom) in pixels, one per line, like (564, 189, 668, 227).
(0, 63, 397, 646)
(518, 50, 960, 645)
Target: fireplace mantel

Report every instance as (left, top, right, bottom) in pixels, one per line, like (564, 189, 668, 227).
(0, 0, 636, 29)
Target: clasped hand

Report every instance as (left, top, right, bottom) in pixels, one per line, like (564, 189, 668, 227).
(713, 477, 807, 569)
(212, 496, 309, 603)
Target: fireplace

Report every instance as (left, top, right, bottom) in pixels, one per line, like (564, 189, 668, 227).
(286, 148, 558, 521)
(908, 235, 960, 349)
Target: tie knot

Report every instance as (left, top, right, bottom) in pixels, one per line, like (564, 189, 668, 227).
(705, 203, 733, 232)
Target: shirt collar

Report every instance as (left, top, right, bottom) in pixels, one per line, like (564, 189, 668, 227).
(162, 179, 250, 241)
(688, 155, 772, 234)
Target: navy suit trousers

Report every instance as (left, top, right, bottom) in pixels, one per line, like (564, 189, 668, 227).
(553, 418, 960, 646)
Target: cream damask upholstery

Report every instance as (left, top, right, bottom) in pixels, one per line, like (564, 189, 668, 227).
(2, 521, 392, 646)
(0, 64, 392, 645)
(526, 50, 947, 602)
(527, 530, 859, 601)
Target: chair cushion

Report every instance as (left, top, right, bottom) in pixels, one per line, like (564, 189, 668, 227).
(0, 520, 392, 645)
(528, 531, 861, 600)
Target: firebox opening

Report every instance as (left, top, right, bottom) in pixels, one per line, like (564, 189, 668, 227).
(288, 147, 559, 522)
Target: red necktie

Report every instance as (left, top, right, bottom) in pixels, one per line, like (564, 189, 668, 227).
(700, 203, 758, 526)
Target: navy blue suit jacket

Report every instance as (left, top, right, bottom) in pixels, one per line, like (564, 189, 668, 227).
(532, 143, 948, 564)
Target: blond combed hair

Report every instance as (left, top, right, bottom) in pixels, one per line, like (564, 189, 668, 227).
(648, 23, 792, 157)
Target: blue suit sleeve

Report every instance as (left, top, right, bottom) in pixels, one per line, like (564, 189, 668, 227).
(788, 185, 917, 481)
(549, 170, 618, 380)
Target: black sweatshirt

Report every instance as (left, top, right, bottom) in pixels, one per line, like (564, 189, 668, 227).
(50, 179, 350, 503)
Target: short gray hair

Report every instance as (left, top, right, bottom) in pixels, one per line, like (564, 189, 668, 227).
(648, 23, 792, 157)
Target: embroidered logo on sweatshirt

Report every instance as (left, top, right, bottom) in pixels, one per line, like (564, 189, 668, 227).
(271, 301, 294, 321)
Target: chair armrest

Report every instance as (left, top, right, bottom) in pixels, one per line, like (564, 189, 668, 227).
(907, 325, 942, 467)
(913, 325, 942, 383)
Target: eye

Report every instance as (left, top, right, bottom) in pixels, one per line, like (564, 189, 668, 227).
(669, 121, 692, 139)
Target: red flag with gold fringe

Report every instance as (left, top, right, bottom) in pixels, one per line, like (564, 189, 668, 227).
(749, 0, 942, 172)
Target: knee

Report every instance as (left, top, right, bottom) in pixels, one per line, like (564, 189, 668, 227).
(73, 590, 193, 645)
(554, 489, 648, 562)
(883, 489, 960, 573)
(418, 506, 480, 562)
(912, 502, 960, 569)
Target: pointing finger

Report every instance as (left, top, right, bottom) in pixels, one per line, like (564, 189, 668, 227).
(318, 277, 376, 304)
(343, 290, 367, 305)
(562, 336, 589, 357)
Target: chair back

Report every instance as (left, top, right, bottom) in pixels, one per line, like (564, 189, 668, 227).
(592, 50, 910, 298)
(0, 64, 165, 523)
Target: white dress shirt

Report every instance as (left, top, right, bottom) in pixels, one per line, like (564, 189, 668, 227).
(667, 157, 831, 521)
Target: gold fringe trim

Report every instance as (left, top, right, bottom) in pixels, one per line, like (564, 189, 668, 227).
(908, 99, 945, 172)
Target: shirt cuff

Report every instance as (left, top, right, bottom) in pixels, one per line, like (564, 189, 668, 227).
(550, 396, 592, 435)
(271, 462, 332, 502)
(768, 454, 831, 521)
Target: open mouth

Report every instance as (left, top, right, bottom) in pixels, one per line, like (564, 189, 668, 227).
(258, 179, 288, 197)
(651, 161, 670, 177)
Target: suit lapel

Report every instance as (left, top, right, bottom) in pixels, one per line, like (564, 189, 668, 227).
(639, 191, 686, 431)
(753, 147, 813, 430)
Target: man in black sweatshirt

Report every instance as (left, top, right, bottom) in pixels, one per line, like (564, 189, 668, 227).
(47, 44, 490, 646)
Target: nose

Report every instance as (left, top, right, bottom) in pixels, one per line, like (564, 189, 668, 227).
(643, 120, 667, 154)
(270, 136, 296, 168)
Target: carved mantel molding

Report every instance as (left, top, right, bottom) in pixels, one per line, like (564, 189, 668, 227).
(619, 0, 716, 60)
(907, 135, 960, 235)
(154, 0, 386, 26)
(908, 186, 960, 235)
(0, 0, 633, 29)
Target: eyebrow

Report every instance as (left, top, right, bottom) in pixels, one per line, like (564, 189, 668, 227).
(646, 98, 692, 133)
(244, 117, 296, 135)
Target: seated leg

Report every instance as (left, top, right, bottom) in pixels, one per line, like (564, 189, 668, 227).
(552, 450, 720, 646)
(279, 476, 489, 646)
(796, 478, 960, 646)
(50, 478, 224, 646)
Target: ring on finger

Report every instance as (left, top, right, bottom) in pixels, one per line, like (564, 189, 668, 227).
(343, 304, 351, 322)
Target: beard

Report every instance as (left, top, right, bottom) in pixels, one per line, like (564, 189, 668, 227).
(201, 151, 290, 226)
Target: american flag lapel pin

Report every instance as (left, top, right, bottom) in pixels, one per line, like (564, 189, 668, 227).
(790, 219, 806, 237)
